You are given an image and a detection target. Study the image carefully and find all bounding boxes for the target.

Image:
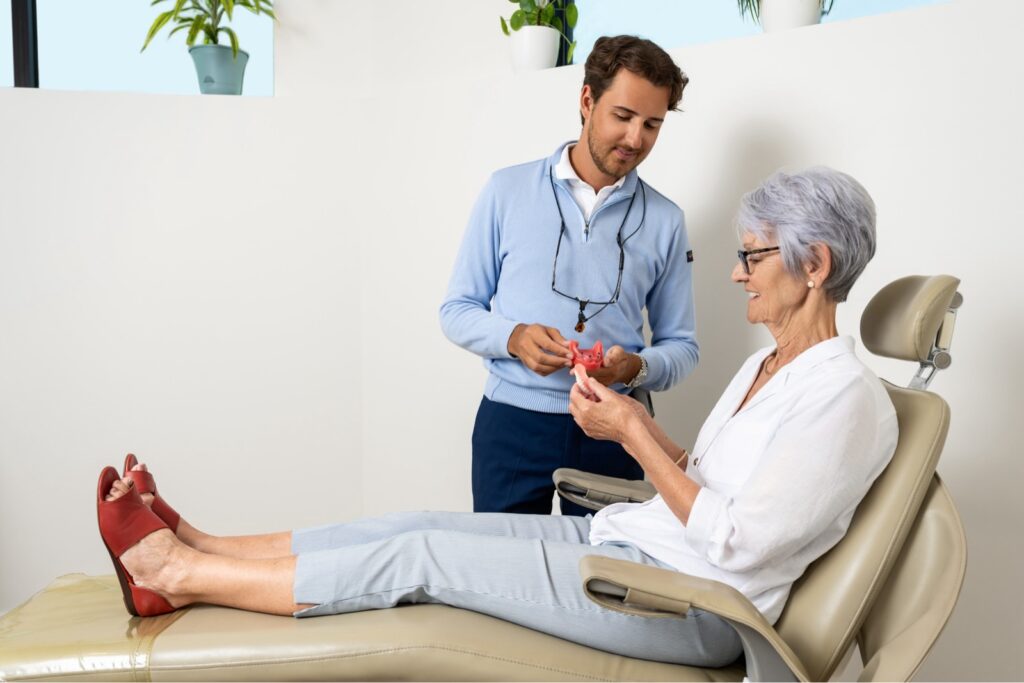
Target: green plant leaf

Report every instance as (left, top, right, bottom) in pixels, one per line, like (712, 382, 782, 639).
(219, 26, 240, 58)
(167, 23, 190, 38)
(525, 9, 538, 25)
(509, 9, 525, 31)
(222, 0, 235, 20)
(520, 0, 537, 12)
(141, 10, 175, 52)
(565, 2, 578, 29)
(186, 14, 206, 45)
(541, 2, 555, 25)
(737, 0, 759, 21)
(551, 16, 562, 32)
(500, 16, 510, 36)
(566, 40, 575, 64)
(171, 0, 188, 19)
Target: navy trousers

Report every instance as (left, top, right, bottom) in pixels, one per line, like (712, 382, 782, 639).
(471, 396, 645, 516)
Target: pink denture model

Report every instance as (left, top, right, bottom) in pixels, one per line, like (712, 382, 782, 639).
(569, 340, 604, 371)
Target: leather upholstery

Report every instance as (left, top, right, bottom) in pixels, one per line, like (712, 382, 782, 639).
(856, 476, 967, 682)
(0, 574, 745, 681)
(860, 275, 960, 362)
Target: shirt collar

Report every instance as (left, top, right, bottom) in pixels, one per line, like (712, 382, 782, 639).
(554, 142, 627, 194)
(769, 335, 856, 380)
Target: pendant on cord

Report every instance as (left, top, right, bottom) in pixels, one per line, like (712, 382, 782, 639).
(575, 301, 588, 333)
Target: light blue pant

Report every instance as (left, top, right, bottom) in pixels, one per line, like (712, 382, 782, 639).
(291, 511, 742, 667)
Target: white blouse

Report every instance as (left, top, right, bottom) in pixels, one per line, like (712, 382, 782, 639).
(588, 336, 898, 623)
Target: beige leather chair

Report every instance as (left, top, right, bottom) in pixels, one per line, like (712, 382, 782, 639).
(0, 276, 966, 682)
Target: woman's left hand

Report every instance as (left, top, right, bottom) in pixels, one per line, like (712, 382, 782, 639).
(569, 368, 641, 445)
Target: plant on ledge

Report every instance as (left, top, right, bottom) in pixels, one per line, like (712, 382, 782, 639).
(500, 0, 579, 65)
(737, 0, 835, 24)
(142, 0, 276, 58)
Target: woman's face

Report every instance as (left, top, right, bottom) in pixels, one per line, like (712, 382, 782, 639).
(731, 232, 810, 327)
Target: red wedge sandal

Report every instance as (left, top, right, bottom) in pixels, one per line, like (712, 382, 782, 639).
(96, 466, 176, 617)
(122, 453, 180, 533)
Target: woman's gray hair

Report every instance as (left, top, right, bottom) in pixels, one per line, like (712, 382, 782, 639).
(737, 166, 877, 303)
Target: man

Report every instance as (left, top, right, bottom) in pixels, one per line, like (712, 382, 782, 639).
(440, 35, 698, 515)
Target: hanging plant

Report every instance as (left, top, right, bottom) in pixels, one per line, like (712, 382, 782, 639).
(500, 0, 579, 64)
(737, 0, 835, 24)
(142, 0, 276, 59)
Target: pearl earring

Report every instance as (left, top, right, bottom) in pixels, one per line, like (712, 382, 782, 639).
(807, 280, 815, 288)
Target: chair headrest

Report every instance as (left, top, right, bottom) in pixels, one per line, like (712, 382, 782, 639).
(860, 275, 961, 362)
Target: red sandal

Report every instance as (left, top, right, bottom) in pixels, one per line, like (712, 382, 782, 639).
(122, 454, 180, 533)
(96, 466, 176, 617)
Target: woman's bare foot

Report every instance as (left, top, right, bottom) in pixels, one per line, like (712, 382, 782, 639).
(118, 461, 213, 551)
(104, 478, 194, 609)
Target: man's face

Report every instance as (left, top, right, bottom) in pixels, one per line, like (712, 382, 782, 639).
(581, 69, 671, 181)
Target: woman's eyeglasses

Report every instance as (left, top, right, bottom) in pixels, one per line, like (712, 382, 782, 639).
(737, 246, 780, 275)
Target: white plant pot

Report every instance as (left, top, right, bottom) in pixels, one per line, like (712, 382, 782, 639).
(510, 25, 560, 73)
(759, 0, 822, 32)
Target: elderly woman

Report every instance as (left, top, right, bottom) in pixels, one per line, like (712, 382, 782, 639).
(97, 166, 896, 668)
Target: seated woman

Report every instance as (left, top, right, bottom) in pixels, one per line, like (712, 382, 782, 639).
(97, 166, 896, 669)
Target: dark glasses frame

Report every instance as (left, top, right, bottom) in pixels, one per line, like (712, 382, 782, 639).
(737, 246, 781, 275)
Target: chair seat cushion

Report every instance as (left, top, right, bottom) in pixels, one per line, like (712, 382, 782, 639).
(0, 574, 744, 681)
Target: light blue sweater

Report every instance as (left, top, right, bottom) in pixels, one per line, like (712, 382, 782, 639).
(440, 143, 698, 413)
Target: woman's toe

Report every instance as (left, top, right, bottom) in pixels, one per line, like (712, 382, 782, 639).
(104, 478, 135, 501)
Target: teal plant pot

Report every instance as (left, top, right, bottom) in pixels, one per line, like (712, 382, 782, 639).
(189, 45, 249, 95)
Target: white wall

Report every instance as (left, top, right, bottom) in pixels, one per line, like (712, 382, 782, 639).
(273, 0, 514, 96)
(1, 1, 1021, 679)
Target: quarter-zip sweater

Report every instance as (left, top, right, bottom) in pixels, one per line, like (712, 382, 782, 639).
(440, 142, 699, 414)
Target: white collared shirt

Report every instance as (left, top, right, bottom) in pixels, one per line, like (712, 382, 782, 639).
(588, 336, 898, 623)
(554, 143, 626, 230)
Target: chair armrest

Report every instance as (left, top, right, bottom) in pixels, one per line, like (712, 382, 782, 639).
(579, 555, 811, 682)
(553, 468, 657, 511)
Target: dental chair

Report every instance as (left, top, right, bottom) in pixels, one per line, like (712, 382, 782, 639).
(0, 275, 965, 682)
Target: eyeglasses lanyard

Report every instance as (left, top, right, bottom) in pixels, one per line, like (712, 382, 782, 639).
(548, 166, 647, 332)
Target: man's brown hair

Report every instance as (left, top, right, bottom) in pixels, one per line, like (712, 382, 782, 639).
(581, 35, 688, 125)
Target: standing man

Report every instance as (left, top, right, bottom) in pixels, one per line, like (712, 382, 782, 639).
(440, 36, 697, 515)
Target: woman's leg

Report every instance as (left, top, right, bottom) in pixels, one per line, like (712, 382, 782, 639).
(172, 507, 589, 560)
(292, 510, 590, 554)
(117, 528, 307, 616)
(119, 464, 294, 559)
(293, 530, 743, 667)
(175, 520, 293, 559)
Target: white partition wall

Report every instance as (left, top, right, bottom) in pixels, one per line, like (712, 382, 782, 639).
(1, 1, 1021, 679)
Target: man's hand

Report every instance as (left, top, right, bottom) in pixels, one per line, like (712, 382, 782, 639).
(507, 323, 573, 376)
(587, 345, 642, 387)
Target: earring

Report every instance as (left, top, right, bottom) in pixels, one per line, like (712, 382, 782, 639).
(807, 280, 815, 288)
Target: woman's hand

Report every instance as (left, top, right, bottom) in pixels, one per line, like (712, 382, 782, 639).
(569, 367, 643, 445)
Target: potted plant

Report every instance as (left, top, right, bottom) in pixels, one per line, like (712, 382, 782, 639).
(738, 0, 835, 32)
(500, 0, 578, 73)
(142, 0, 276, 95)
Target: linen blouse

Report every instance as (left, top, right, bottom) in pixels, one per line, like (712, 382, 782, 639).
(588, 336, 898, 623)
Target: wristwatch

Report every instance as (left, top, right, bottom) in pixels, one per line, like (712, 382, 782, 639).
(625, 353, 648, 389)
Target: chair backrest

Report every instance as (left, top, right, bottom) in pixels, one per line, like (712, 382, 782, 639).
(771, 275, 963, 681)
(856, 475, 967, 682)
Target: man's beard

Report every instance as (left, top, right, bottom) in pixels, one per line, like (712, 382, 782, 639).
(587, 126, 641, 180)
